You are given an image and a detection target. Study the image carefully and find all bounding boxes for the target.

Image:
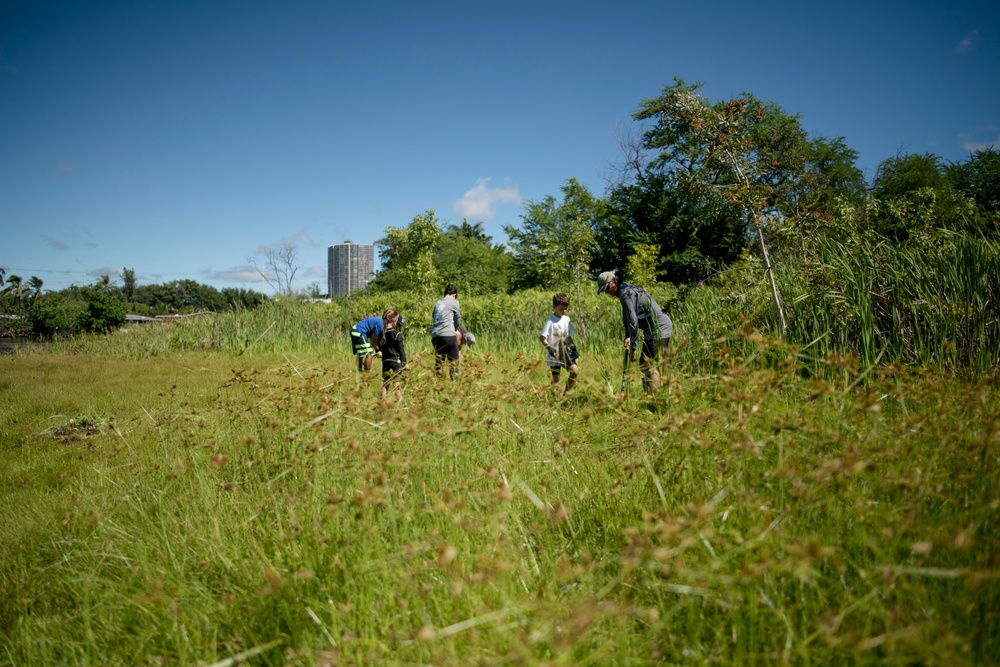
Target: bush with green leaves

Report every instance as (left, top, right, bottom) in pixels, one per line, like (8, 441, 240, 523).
(78, 288, 127, 333)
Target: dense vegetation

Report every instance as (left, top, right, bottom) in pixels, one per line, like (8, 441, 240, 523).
(2, 79, 998, 664)
(0, 276, 267, 338)
(1, 299, 998, 665)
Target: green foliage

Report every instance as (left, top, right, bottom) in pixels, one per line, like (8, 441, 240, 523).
(371, 210, 443, 300)
(434, 222, 513, 295)
(600, 172, 744, 283)
(868, 153, 975, 240)
(120, 268, 136, 302)
(603, 78, 865, 287)
(785, 232, 1000, 373)
(134, 279, 231, 314)
(78, 288, 127, 333)
(2, 338, 998, 664)
(503, 178, 600, 296)
(28, 293, 86, 335)
(0, 274, 27, 304)
(947, 148, 1000, 213)
(625, 243, 659, 288)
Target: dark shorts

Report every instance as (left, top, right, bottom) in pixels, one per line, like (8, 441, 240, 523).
(351, 327, 375, 357)
(548, 343, 579, 370)
(431, 335, 459, 366)
(382, 362, 404, 386)
(640, 337, 670, 361)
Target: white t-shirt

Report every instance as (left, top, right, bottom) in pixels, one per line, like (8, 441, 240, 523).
(540, 314, 575, 366)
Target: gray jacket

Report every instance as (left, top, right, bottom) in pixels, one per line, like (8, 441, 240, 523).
(618, 282, 672, 350)
(429, 297, 461, 337)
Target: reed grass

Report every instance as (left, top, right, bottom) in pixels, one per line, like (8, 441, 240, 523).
(2, 325, 998, 665)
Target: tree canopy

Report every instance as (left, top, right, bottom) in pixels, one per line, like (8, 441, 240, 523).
(503, 178, 600, 294)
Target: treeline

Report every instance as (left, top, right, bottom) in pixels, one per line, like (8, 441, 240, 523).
(370, 79, 999, 371)
(4, 78, 998, 368)
(0, 275, 266, 337)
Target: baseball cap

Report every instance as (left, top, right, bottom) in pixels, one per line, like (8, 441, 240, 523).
(597, 271, 616, 295)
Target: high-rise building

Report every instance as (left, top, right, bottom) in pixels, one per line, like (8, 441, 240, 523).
(328, 242, 375, 296)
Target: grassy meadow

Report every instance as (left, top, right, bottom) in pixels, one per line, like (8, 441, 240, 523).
(1, 294, 999, 666)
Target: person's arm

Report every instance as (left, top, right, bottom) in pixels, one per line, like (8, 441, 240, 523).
(620, 290, 639, 351)
(397, 331, 407, 367)
(452, 301, 462, 333)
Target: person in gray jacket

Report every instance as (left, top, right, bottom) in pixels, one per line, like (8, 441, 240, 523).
(429, 283, 462, 379)
(597, 271, 672, 394)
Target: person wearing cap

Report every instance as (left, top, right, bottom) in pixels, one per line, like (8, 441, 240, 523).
(597, 271, 672, 394)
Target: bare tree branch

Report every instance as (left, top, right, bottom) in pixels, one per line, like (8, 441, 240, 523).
(248, 242, 300, 297)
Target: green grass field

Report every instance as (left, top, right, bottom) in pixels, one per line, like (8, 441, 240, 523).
(1, 324, 998, 665)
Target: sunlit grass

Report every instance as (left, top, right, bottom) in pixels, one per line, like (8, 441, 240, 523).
(2, 325, 998, 665)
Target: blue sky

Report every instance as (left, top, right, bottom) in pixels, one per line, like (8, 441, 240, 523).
(2, 0, 997, 295)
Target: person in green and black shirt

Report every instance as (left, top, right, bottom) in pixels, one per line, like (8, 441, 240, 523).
(597, 271, 672, 395)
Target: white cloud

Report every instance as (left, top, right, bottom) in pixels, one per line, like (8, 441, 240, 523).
(954, 28, 979, 53)
(959, 126, 998, 152)
(962, 137, 999, 152)
(453, 178, 521, 221)
(210, 266, 265, 284)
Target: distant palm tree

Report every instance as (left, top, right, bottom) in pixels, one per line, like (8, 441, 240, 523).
(1, 274, 25, 303)
(96, 274, 111, 293)
(0, 266, 6, 287)
(28, 276, 44, 302)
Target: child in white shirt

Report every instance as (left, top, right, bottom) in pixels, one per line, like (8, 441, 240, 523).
(540, 293, 579, 394)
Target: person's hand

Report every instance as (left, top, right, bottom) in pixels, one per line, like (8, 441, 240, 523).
(624, 337, 631, 350)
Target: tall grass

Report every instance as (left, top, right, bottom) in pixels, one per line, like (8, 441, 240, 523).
(780, 234, 1000, 373)
(18, 231, 1000, 378)
(2, 333, 998, 665)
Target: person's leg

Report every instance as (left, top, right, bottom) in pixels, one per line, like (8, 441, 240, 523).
(658, 337, 671, 385)
(382, 364, 400, 400)
(433, 336, 460, 379)
(446, 339, 460, 379)
(352, 327, 374, 372)
(432, 336, 446, 374)
(565, 363, 578, 393)
(640, 338, 660, 394)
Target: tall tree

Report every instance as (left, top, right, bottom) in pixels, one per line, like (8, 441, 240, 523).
(1, 274, 25, 303)
(604, 79, 865, 289)
(27, 276, 43, 303)
(503, 178, 600, 301)
(435, 222, 513, 294)
(372, 210, 442, 302)
(868, 152, 973, 241)
(121, 268, 137, 302)
(631, 78, 793, 333)
(947, 148, 1000, 214)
